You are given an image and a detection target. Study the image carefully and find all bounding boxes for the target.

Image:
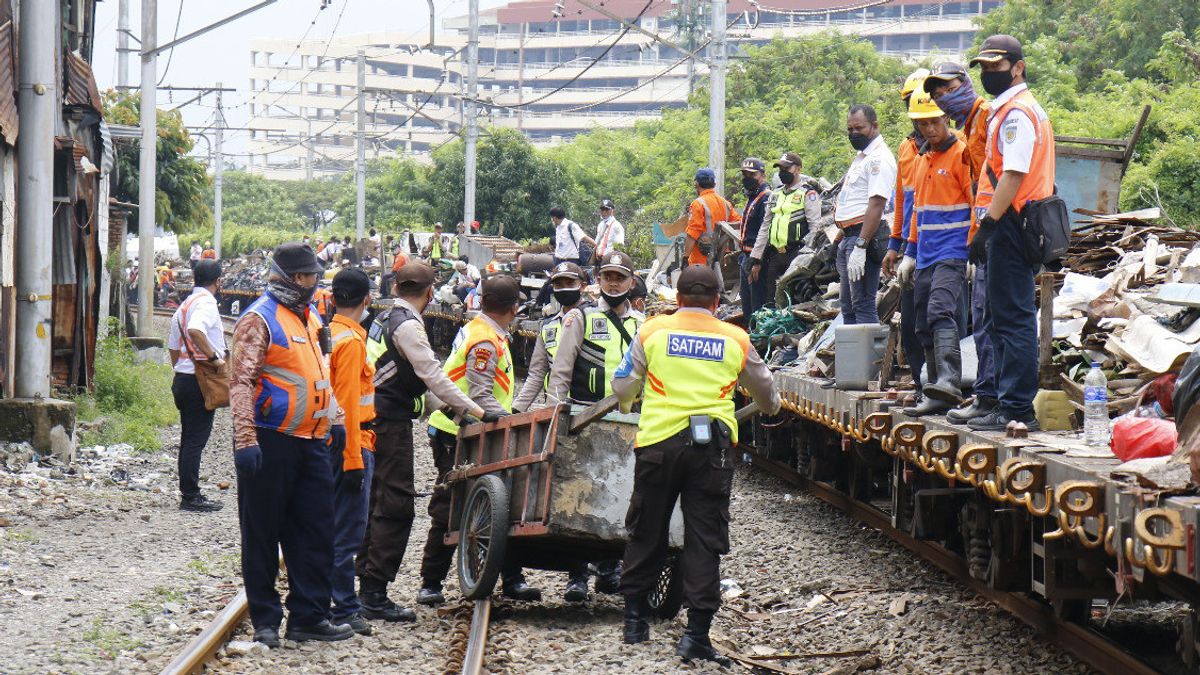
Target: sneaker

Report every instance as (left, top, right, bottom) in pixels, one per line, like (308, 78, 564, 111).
(563, 578, 589, 603)
(253, 627, 280, 648)
(967, 409, 1039, 433)
(416, 586, 445, 606)
(180, 495, 224, 512)
(284, 619, 355, 642)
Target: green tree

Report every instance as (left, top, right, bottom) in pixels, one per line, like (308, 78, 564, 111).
(103, 91, 211, 234)
(213, 171, 304, 231)
(334, 157, 433, 232)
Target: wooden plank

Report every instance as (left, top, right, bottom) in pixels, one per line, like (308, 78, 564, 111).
(569, 393, 620, 434)
(1055, 135, 1128, 148)
(1038, 273, 1057, 389)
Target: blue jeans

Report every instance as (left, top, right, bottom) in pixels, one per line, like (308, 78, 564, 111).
(972, 264, 997, 399)
(836, 235, 882, 324)
(985, 213, 1038, 419)
(739, 253, 766, 320)
(331, 447, 374, 622)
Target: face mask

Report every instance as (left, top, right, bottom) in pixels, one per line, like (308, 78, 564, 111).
(552, 288, 582, 308)
(934, 78, 978, 127)
(981, 69, 1014, 97)
(359, 306, 371, 322)
(601, 290, 629, 307)
(848, 132, 872, 151)
(777, 169, 795, 185)
(741, 175, 759, 192)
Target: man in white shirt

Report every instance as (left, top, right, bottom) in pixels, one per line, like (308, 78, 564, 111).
(166, 260, 227, 512)
(591, 199, 624, 271)
(189, 242, 203, 270)
(551, 206, 595, 266)
(834, 104, 897, 324)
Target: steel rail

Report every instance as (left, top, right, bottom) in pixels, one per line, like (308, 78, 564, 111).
(747, 451, 1157, 675)
(158, 590, 249, 675)
(462, 598, 492, 675)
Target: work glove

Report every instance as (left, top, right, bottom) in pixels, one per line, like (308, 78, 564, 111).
(328, 424, 347, 456)
(341, 467, 365, 493)
(234, 445, 262, 477)
(846, 242, 867, 283)
(896, 255, 917, 288)
(965, 262, 976, 281)
(969, 215, 997, 265)
(482, 410, 509, 423)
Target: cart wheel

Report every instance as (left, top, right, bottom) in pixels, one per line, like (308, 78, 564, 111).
(648, 554, 685, 620)
(457, 474, 510, 600)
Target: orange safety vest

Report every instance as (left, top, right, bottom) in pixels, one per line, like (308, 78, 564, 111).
(313, 287, 334, 319)
(975, 88, 1055, 216)
(330, 314, 376, 465)
(961, 97, 990, 187)
(243, 293, 333, 439)
(687, 189, 741, 266)
(891, 136, 920, 246)
(907, 136, 974, 265)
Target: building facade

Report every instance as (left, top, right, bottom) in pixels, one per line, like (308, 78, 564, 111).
(245, 0, 1002, 179)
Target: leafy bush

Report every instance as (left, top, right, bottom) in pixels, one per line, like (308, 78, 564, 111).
(75, 323, 177, 453)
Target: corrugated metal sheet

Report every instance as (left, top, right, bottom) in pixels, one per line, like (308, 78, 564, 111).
(64, 50, 102, 113)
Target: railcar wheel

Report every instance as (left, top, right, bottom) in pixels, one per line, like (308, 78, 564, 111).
(457, 475, 510, 600)
(648, 554, 685, 620)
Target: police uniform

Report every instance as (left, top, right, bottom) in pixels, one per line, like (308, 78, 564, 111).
(512, 262, 587, 413)
(613, 265, 779, 663)
(749, 152, 821, 307)
(736, 157, 771, 319)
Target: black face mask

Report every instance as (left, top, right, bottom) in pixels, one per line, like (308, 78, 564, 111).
(981, 69, 1015, 97)
(741, 176, 759, 193)
(552, 288, 582, 308)
(777, 169, 795, 185)
(601, 290, 629, 307)
(848, 132, 872, 151)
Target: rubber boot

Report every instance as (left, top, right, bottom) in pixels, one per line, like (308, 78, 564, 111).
(622, 595, 650, 645)
(675, 610, 730, 667)
(904, 350, 948, 416)
(923, 329, 963, 404)
(947, 395, 998, 423)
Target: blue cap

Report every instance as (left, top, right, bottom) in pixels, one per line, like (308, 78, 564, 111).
(694, 167, 715, 182)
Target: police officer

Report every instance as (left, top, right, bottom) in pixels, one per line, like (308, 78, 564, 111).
(614, 265, 780, 665)
(421, 275, 542, 603)
(230, 242, 351, 647)
(356, 263, 498, 613)
(899, 90, 973, 417)
(736, 158, 771, 319)
(748, 152, 822, 307)
(512, 262, 587, 413)
(967, 35, 1055, 432)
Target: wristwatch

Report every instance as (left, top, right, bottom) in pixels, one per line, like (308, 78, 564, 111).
(854, 238, 868, 249)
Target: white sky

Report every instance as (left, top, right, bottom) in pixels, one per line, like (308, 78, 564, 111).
(91, 0, 508, 165)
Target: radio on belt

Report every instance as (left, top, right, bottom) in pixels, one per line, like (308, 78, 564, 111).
(689, 415, 713, 445)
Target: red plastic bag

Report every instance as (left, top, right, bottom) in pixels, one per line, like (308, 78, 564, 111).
(1111, 417, 1178, 461)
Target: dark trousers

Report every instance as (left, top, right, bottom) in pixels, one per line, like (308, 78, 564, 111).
(972, 264, 997, 398)
(332, 447, 374, 622)
(619, 434, 732, 614)
(913, 260, 967, 348)
(237, 429, 334, 630)
(356, 420, 416, 587)
(739, 253, 766, 320)
(985, 213, 1038, 419)
(836, 233, 882, 324)
(171, 373, 214, 500)
(898, 286, 924, 385)
(761, 246, 799, 309)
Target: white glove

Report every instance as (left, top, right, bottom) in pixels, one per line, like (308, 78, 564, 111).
(965, 262, 976, 281)
(847, 244, 867, 283)
(897, 255, 916, 287)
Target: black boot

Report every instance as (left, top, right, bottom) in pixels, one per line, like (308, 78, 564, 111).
(675, 610, 730, 667)
(622, 595, 650, 645)
(947, 395, 998, 423)
(358, 578, 416, 622)
(904, 350, 948, 417)
(564, 576, 589, 602)
(923, 329, 963, 404)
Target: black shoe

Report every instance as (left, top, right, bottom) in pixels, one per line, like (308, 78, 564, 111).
(968, 409, 1038, 432)
(595, 571, 621, 595)
(676, 610, 730, 667)
(623, 596, 650, 645)
(253, 626, 280, 648)
(947, 395, 998, 423)
(416, 586, 445, 606)
(502, 581, 542, 602)
(923, 329, 964, 404)
(284, 619, 355, 642)
(359, 589, 417, 622)
(564, 578, 589, 603)
(342, 614, 372, 636)
(180, 495, 224, 512)
(903, 395, 951, 417)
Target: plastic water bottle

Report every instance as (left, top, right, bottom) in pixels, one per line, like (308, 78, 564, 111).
(1083, 363, 1111, 447)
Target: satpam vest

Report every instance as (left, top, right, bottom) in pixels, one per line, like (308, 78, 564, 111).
(366, 304, 429, 421)
(428, 317, 514, 435)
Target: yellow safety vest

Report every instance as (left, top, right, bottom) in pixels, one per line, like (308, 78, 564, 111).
(431, 236, 442, 259)
(568, 305, 643, 403)
(768, 187, 807, 249)
(428, 316, 514, 435)
(633, 310, 749, 448)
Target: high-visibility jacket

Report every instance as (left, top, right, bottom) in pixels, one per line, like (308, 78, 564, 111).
(686, 188, 741, 266)
(430, 236, 443, 260)
(330, 314, 376, 470)
(427, 316, 514, 435)
(632, 310, 750, 448)
(890, 135, 920, 253)
(907, 136, 974, 268)
(975, 88, 1055, 217)
(366, 304, 429, 421)
(540, 315, 565, 387)
(568, 304, 644, 403)
(313, 287, 334, 320)
(243, 293, 334, 439)
(961, 97, 990, 188)
(767, 187, 809, 249)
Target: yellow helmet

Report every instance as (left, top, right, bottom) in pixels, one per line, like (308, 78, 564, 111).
(901, 68, 931, 99)
(908, 88, 944, 120)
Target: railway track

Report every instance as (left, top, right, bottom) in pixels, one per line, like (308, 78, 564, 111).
(150, 306, 237, 335)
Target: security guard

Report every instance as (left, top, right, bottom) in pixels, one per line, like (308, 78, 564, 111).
(356, 262, 496, 612)
(420, 275, 542, 603)
(882, 68, 931, 402)
(230, 242, 351, 647)
(748, 152, 821, 306)
(685, 168, 741, 268)
(512, 261, 587, 413)
(614, 265, 780, 665)
(967, 34, 1055, 432)
(899, 90, 973, 417)
(736, 157, 771, 319)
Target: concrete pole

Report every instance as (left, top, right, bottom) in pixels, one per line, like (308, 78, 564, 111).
(117, 0, 131, 90)
(463, 0, 479, 228)
(214, 83, 224, 258)
(137, 0, 157, 336)
(355, 50, 365, 240)
(14, 0, 58, 397)
(708, 0, 727, 195)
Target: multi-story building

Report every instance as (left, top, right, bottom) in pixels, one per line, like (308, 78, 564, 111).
(246, 0, 1002, 179)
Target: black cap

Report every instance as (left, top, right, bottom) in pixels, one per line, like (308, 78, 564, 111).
(599, 198, 615, 210)
(630, 273, 648, 299)
(924, 61, 968, 93)
(393, 261, 436, 290)
(676, 265, 720, 294)
(740, 157, 765, 173)
(774, 151, 803, 168)
(598, 251, 634, 277)
(549, 261, 585, 282)
(970, 35, 1024, 67)
(481, 274, 521, 306)
(271, 242, 323, 275)
(193, 259, 222, 287)
(332, 268, 371, 305)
